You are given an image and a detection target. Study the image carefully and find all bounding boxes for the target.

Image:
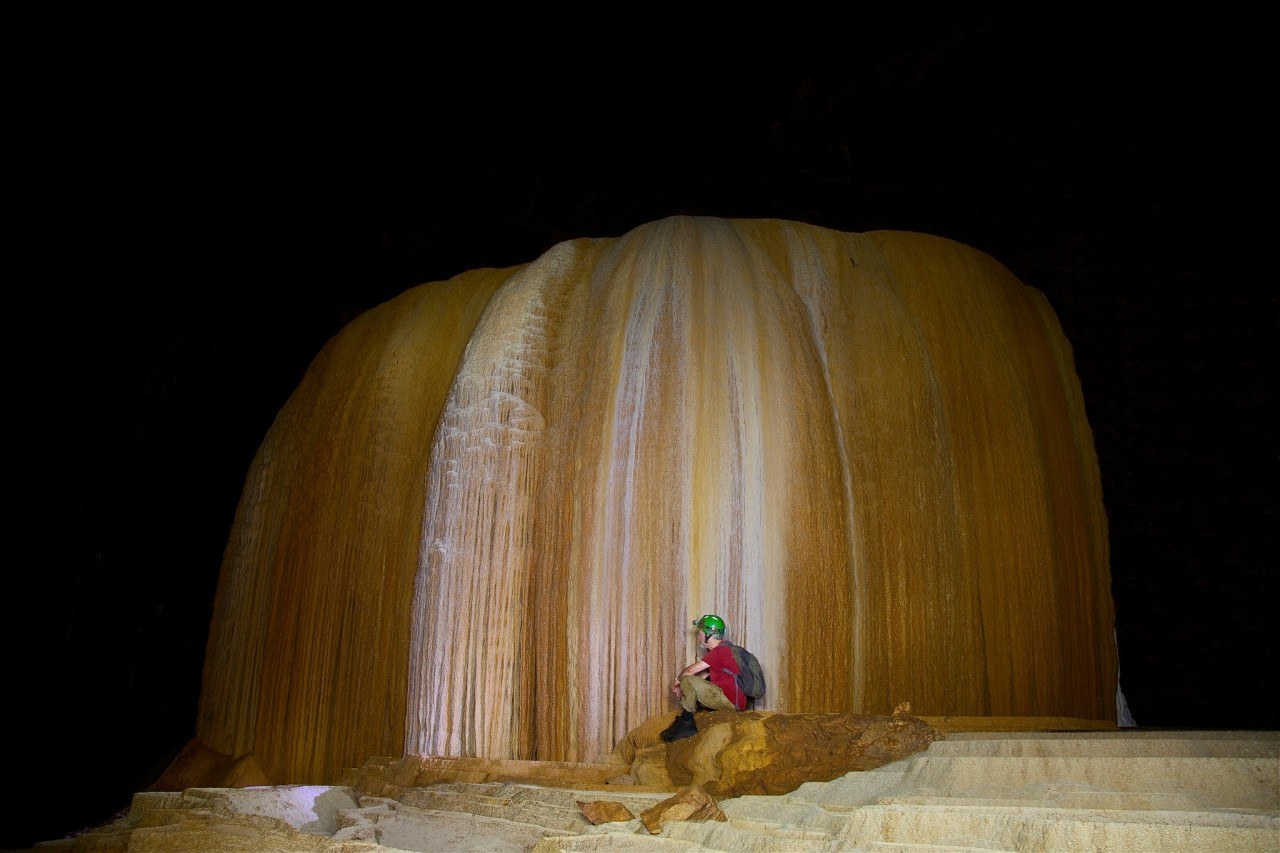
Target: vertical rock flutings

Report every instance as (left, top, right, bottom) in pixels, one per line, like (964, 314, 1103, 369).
(197, 216, 1115, 784)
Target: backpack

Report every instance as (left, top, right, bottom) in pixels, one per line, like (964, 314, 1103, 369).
(721, 642, 766, 703)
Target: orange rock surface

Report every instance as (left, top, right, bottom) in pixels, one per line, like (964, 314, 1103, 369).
(192, 216, 1116, 787)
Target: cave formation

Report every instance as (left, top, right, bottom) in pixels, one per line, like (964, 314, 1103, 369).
(189, 216, 1116, 786)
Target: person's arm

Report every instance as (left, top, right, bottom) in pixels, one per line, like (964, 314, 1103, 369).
(680, 659, 711, 679)
(672, 658, 711, 697)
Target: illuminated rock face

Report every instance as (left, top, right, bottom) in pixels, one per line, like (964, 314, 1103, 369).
(196, 216, 1116, 785)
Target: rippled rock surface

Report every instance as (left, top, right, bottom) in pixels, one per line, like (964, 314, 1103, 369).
(192, 216, 1116, 787)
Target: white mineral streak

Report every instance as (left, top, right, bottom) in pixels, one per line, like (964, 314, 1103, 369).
(409, 244, 564, 758)
(409, 218, 833, 759)
(594, 217, 781, 748)
(586, 223, 697, 752)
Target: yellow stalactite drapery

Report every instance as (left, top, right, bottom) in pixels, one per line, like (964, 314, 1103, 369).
(196, 216, 1116, 785)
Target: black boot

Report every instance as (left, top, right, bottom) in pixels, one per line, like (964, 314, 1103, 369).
(660, 710, 698, 742)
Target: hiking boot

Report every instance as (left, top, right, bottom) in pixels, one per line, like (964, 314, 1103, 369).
(660, 710, 698, 742)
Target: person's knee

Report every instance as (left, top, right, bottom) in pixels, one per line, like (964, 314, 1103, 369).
(678, 675, 705, 711)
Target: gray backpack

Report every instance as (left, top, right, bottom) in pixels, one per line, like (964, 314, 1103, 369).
(721, 642, 766, 704)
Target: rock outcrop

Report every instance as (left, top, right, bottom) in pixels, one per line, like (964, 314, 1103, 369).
(345, 709, 944, 802)
(608, 705, 943, 798)
(41, 730, 1278, 852)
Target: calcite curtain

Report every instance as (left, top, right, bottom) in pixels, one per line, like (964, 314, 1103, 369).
(196, 216, 1116, 785)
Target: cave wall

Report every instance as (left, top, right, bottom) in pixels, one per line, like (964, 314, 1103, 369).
(196, 216, 1115, 784)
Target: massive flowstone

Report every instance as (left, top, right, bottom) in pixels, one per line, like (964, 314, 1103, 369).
(192, 216, 1116, 787)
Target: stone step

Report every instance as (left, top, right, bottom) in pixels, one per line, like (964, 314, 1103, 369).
(46, 732, 1280, 852)
(540, 835, 1004, 853)
(409, 780, 669, 811)
(932, 730, 1279, 758)
(783, 763, 917, 807)
(395, 782, 668, 834)
(835, 803, 1280, 852)
(343, 754, 634, 794)
(350, 802, 585, 851)
(896, 755, 1277, 810)
(398, 792, 585, 833)
(650, 801, 1280, 852)
(530, 831, 714, 851)
(877, 792, 1208, 811)
(687, 735, 1280, 851)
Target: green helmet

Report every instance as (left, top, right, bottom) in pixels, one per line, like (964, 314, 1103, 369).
(693, 614, 726, 638)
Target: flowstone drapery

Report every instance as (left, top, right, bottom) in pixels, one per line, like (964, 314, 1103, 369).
(194, 216, 1115, 785)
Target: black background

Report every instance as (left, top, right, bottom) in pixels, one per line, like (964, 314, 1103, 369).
(11, 10, 1274, 848)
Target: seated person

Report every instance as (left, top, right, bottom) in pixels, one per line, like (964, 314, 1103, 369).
(661, 613, 746, 742)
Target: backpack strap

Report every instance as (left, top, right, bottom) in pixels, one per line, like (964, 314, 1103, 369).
(717, 644, 747, 710)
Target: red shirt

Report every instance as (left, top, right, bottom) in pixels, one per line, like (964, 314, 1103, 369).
(703, 643, 747, 710)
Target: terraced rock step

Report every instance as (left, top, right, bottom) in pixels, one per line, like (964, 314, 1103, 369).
(899, 755, 1274, 808)
(653, 803, 1278, 852)
(36, 731, 1280, 852)
(930, 731, 1279, 759)
(396, 781, 671, 832)
(645, 731, 1280, 853)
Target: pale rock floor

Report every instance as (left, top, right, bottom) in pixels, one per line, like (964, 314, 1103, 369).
(31, 731, 1279, 852)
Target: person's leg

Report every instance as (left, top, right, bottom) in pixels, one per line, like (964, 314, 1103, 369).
(663, 676, 738, 742)
(680, 676, 737, 712)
